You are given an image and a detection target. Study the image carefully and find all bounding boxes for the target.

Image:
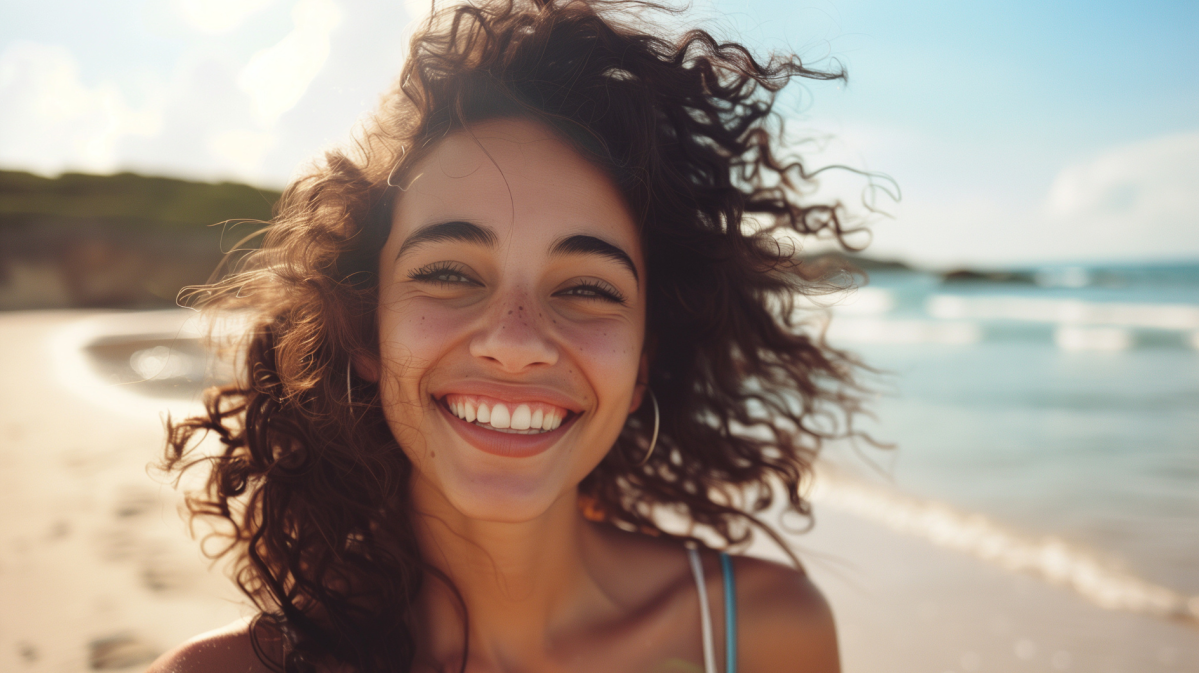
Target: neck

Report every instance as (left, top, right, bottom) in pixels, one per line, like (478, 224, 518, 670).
(411, 482, 611, 666)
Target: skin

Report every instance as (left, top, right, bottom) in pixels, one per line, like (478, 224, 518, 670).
(149, 118, 839, 673)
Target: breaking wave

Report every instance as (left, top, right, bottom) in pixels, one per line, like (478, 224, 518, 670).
(810, 465, 1199, 625)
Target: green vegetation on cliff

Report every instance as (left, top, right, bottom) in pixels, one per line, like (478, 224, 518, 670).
(0, 170, 284, 309)
(0, 170, 282, 229)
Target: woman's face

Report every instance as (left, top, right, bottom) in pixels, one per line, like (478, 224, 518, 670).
(373, 118, 647, 523)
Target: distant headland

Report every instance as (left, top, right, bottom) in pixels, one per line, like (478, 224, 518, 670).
(0, 170, 281, 310)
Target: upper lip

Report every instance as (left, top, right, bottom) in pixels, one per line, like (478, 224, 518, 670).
(430, 381, 585, 413)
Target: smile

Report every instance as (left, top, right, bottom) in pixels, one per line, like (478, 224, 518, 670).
(440, 393, 573, 435)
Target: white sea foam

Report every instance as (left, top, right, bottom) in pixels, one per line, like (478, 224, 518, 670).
(826, 317, 983, 345)
(1053, 326, 1133, 352)
(831, 287, 896, 316)
(810, 465, 1199, 624)
(790, 286, 896, 316)
(926, 295, 1199, 330)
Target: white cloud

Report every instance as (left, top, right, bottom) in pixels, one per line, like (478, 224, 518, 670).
(798, 124, 1199, 267)
(0, 42, 162, 175)
(206, 128, 277, 182)
(237, 0, 342, 127)
(1047, 131, 1199, 228)
(1036, 131, 1199, 261)
(177, 0, 279, 34)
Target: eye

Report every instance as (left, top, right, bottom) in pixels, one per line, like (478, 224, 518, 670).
(407, 262, 480, 286)
(555, 280, 627, 304)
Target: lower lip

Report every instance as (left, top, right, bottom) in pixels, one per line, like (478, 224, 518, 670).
(437, 400, 576, 458)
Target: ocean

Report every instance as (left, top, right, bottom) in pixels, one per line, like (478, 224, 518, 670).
(820, 262, 1199, 608)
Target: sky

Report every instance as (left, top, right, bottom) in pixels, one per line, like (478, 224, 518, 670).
(1, 0, 1196, 268)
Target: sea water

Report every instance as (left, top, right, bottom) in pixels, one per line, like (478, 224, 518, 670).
(821, 263, 1199, 601)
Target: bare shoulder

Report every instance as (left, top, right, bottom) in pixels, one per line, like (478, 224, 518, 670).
(146, 618, 280, 673)
(732, 555, 840, 673)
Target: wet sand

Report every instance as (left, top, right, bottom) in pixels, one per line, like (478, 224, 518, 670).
(0, 310, 1195, 671)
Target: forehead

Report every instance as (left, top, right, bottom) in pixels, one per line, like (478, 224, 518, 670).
(390, 118, 637, 245)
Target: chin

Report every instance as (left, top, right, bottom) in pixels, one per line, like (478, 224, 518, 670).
(433, 467, 575, 523)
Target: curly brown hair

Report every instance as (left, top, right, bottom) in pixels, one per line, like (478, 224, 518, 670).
(163, 0, 870, 670)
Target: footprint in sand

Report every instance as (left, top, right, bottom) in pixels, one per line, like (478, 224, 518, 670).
(95, 484, 200, 594)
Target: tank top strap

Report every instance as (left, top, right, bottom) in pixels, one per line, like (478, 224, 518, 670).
(720, 552, 738, 673)
(687, 546, 738, 673)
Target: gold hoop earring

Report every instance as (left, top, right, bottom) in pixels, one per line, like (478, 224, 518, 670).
(637, 389, 660, 466)
(346, 360, 353, 406)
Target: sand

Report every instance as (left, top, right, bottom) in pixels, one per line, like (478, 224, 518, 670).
(0, 310, 1195, 671)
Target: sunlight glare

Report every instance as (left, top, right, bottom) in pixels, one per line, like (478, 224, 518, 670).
(178, 0, 279, 34)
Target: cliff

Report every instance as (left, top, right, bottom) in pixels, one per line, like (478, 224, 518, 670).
(0, 170, 281, 310)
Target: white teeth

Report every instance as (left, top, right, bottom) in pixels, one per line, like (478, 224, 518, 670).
(446, 397, 570, 433)
(511, 404, 531, 430)
(490, 403, 511, 429)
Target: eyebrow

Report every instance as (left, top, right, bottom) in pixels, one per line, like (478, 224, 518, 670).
(395, 220, 497, 260)
(549, 234, 639, 284)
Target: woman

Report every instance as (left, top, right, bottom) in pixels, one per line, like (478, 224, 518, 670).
(152, 0, 866, 670)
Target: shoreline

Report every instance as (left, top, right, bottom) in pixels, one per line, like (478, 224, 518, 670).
(810, 463, 1199, 626)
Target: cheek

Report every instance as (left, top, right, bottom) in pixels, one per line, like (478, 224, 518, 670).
(378, 298, 476, 372)
(557, 318, 643, 395)
(376, 300, 476, 452)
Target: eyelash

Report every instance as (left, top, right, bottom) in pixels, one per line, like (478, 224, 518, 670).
(556, 280, 627, 304)
(407, 262, 478, 286)
(407, 262, 626, 304)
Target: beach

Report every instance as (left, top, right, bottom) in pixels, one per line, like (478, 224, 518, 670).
(0, 309, 1196, 671)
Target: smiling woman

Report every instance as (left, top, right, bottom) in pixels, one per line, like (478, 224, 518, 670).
(373, 121, 650, 524)
(151, 1, 867, 672)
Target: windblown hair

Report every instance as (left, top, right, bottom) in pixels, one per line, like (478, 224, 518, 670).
(164, 0, 870, 670)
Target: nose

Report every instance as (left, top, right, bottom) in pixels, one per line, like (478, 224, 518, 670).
(469, 292, 558, 372)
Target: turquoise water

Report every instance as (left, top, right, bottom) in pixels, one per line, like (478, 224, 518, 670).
(826, 263, 1199, 596)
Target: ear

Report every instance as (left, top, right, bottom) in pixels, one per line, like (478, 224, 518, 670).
(628, 351, 651, 413)
(352, 352, 381, 384)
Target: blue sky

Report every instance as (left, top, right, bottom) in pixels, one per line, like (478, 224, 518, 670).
(2, 0, 1196, 267)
